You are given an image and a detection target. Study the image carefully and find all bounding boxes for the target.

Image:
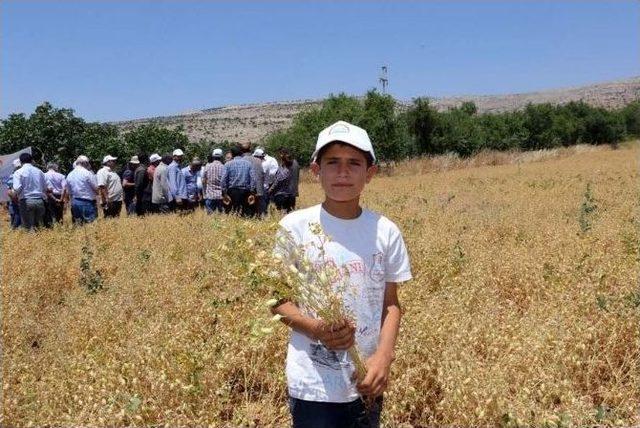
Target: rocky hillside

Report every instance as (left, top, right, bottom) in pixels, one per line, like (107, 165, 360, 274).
(114, 77, 640, 144)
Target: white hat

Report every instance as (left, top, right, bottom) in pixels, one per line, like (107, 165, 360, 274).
(102, 155, 117, 164)
(76, 155, 90, 164)
(253, 148, 265, 157)
(12, 159, 21, 168)
(313, 120, 376, 162)
(149, 153, 161, 163)
(173, 149, 184, 156)
(212, 148, 223, 157)
(129, 155, 140, 164)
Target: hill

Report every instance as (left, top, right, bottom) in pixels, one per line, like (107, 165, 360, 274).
(114, 77, 640, 144)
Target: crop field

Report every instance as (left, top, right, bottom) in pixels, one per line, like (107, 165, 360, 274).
(2, 143, 639, 427)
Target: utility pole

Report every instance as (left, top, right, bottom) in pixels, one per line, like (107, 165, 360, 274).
(379, 66, 388, 94)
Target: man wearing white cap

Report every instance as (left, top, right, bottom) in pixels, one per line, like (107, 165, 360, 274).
(133, 154, 149, 216)
(5, 158, 23, 228)
(167, 148, 188, 210)
(240, 142, 264, 217)
(97, 155, 123, 218)
(121, 155, 140, 215)
(143, 153, 161, 213)
(64, 155, 99, 224)
(202, 148, 226, 214)
(44, 162, 67, 224)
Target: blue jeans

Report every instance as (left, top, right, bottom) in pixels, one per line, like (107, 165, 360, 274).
(71, 198, 97, 224)
(289, 396, 382, 428)
(8, 201, 21, 229)
(204, 198, 223, 214)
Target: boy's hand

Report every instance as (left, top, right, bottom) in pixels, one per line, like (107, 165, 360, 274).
(356, 351, 394, 397)
(313, 319, 355, 350)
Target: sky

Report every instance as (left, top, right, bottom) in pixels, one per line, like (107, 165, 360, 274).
(1, 1, 638, 122)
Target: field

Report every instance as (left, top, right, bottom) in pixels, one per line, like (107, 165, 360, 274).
(2, 143, 639, 427)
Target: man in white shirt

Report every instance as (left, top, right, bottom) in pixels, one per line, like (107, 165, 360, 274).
(96, 155, 124, 218)
(12, 153, 48, 231)
(44, 162, 66, 224)
(64, 155, 99, 224)
(256, 148, 278, 215)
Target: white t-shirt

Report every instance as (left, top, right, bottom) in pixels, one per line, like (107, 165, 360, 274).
(96, 166, 123, 202)
(277, 204, 412, 403)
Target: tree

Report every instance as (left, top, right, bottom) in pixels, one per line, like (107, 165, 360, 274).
(123, 123, 189, 158)
(0, 102, 119, 171)
(264, 94, 364, 166)
(405, 97, 438, 155)
(359, 90, 407, 160)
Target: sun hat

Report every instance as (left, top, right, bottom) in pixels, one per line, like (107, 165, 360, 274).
(172, 148, 184, 156)
(149, 153, 161, 163)
(102, 155, 117, 164)
(212, 148, 223, 157)
(129, 155, 140, 164)
(191, 157, 202, 165)
(312, 120, 376, 163)
(253, 148, 265, 157)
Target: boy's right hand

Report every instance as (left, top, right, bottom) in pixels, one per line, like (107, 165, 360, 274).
(313, 319, 355, 350)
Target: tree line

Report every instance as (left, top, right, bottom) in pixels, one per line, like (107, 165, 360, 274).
(2, 93, 639, 171)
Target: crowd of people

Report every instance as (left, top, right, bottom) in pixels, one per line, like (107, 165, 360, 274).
(4, 142, 300, 230)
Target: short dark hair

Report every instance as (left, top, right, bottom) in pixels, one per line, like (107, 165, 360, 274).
(138, 153, 149, 164)
(315, 142, 374, 167)
(19, 153, 33, 164)
(161, 154, 173, 165)
(231, 146, 243, 158)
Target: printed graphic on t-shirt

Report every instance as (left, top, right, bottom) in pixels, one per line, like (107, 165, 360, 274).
(369, 252, 385, 282)
(309, 343, 349, 371)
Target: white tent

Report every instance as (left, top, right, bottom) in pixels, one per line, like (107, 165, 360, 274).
(0, 147, 32, 202)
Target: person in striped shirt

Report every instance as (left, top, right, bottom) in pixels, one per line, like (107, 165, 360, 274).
(202, 149, 226, 214)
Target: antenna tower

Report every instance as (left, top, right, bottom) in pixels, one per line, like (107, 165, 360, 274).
(379, 66, 388, 94)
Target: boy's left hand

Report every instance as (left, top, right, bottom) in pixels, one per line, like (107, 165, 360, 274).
(356, 351, 393, 397)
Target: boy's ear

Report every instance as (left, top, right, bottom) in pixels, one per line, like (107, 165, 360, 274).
(365, 164, 378, 183)
(310, 162, 320, 179)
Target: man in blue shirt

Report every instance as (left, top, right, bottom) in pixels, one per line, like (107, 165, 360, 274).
(12, 153, 49, 231)
(221, 145, 256, 217)
(167, 148, 188, 211)
(181, 157, 203, 209)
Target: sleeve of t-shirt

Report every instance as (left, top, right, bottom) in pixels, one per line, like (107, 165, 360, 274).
(274, 214, 303, 266)
(385, 223, 412, 283)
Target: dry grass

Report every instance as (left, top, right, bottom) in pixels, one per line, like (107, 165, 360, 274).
(2, 142, 639, 427)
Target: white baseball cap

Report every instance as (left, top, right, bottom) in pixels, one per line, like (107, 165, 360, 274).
(212, 148, 223, 157)
(173, 149, 184, 156)
(75, 155, 90, 166)
(149, 153, 161, 163)
(12, 159, 21, 168)
(102, 155, 117, 164)
(312, 121, 376, 163)
(253, 148, 265, 157)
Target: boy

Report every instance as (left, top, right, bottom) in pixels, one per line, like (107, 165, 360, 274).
(273, 121, 412, 428)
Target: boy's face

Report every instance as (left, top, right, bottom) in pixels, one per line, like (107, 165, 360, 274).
(311, 143, 377, 203)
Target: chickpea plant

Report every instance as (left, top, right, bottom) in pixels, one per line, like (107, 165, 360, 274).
(258, 222, 367, 382)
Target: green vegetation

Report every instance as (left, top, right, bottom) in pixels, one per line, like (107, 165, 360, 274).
(1, 95, 639, 170)
(266, 95, 638, 165)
